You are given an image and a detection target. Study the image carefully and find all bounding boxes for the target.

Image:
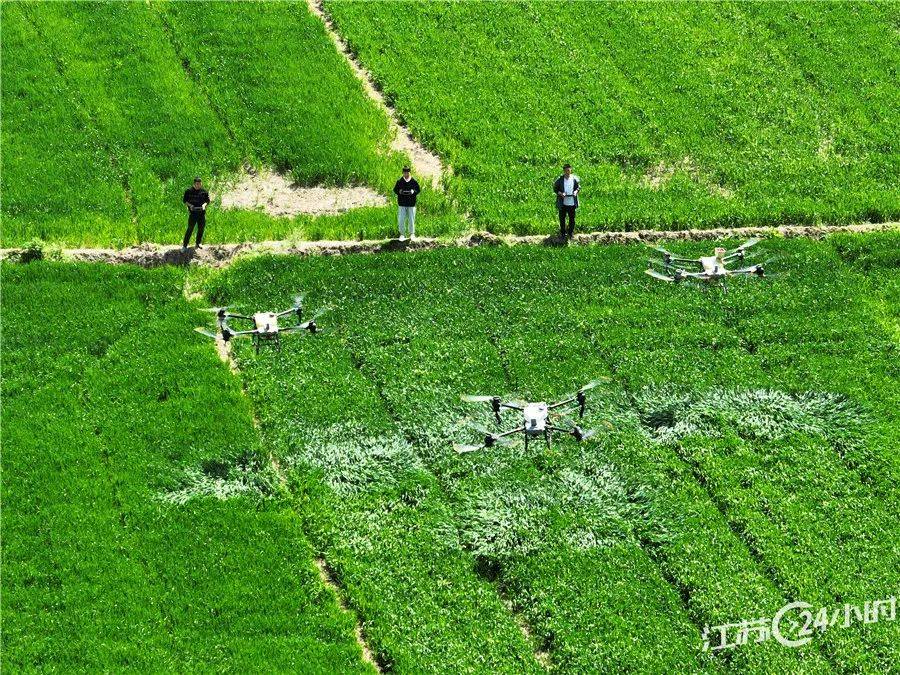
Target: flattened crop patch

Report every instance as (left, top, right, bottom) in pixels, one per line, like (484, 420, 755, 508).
(285, 422, 427, 497)
(636, 387, 867, 446)
(457, 465, 638, 561)
(159, 456, 278, 505)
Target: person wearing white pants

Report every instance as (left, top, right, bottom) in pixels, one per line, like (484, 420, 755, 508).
(393, 166, 421, 240)
(398, 205, 416, 240)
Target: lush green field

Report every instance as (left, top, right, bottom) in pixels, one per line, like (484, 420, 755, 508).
(325, 1, 900, 232)
(2, 232, 898, 671)
(197, 230, 899, 672)
(0, 263, 374, 671)
(3, 2, 897, 247)
(1, 1, 455, 247)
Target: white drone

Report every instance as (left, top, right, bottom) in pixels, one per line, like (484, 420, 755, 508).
(454, 380, 607, 453)
(646, 239, 767, 292)
(195, 294, 325, 353)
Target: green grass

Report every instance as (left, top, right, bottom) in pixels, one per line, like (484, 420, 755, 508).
(3, 232, 898, 671)
(4, 2, 897, 246)
(1, 1, 456, 247)
(0, 262, 373, 671)
(324, 1, 899, 232)
(201, 230, 899, 672)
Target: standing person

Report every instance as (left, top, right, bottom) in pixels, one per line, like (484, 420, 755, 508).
(553, 164, 580, 239)
(182, 176, 210, 250)
(393, 166, 421, 241)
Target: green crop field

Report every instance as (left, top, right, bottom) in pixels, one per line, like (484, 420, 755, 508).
(2, 0, 899, 671)
(325, 1, 899, 232)
(2, 2, 897, 247)
(198, 231, 899, 672)
(5, 232, 896, 672)
(1, 263, 374, 671)
(1, 2, 454, 247)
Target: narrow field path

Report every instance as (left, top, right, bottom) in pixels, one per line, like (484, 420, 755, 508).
(193, 287, 382, 672)
(305, 0, 445, 189)
(4, 222, 895, 268)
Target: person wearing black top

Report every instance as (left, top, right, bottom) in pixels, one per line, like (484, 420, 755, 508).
(553, 164, 581, 239)
(393, 166, 421, 240)
(182, 177, 211, 249)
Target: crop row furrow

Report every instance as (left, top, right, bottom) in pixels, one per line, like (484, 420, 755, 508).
(149, 2, 242, 150)
(17, 5, 136, 232)
(342, 336, 548, 670)
(224, 296, 540, 672)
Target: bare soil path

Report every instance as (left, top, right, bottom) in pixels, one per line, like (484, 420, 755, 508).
(4, 223, 894, 269)
(305, 0, 445, 189)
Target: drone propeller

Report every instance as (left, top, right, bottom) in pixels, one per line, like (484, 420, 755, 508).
(473, 423, 516, 445)
(194, 327, 217, 339)
(471, 423, 497, 436)
(305, 306, 330, 322)
(645, 268, 675, 282)
(292, 293, 305, 308)
(736, 238, 760, 251)
(454, 443, 485, 454)
(550, 378, 609, 417)
(461, 394, 497, 403)
(573, 427, 598, 442)
(648, 244, 675, 258)
(579, 378, 609, 393)
(201, 306, 233, 314)
(737, 246, 767, 260)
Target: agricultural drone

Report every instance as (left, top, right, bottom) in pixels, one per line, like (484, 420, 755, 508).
(195, 294, 325, 353)
(454, 380, 606, 453)
(645, 239, 767, 292)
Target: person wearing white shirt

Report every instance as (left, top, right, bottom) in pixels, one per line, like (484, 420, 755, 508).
(553, 163, 581, 239)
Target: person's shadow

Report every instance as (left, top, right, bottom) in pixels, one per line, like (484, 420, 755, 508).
(542, 233, 570, 247)
(378, 238, 412, 253)
(163, 246, 196, 267)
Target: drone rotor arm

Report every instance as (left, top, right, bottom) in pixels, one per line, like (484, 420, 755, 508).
(729, 265, 766, 277)
(279, 320, 317, 333)
(548, 396, 578, 410)
(455, 424, 521, 454)
(494, 426, 525, 440)
(672, 256, 703, 266)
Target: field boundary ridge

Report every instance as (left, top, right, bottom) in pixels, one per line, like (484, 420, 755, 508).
(2, 222, 896, 268)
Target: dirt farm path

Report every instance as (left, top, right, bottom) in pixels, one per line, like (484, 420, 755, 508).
(3, 223, 895, 269)
(305, 0, 445, 189)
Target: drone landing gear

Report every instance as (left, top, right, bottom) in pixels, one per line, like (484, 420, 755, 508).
(253, 333, 281, 354)
(523, 430, 552, 452)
